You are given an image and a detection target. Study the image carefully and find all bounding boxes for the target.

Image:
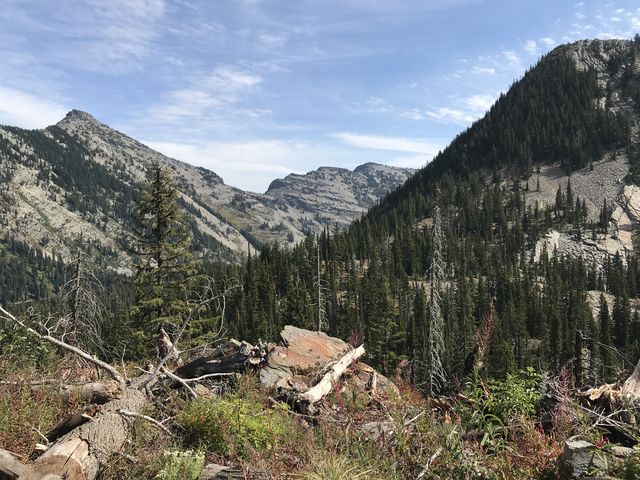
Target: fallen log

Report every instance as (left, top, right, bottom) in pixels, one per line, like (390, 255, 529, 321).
(199, 463, 244, 480)
(298, 344, 366, 404)
(19, 378, 148, 480)
(0, 448, 28, 480)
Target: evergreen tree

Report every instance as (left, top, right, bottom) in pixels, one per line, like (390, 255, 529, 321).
(131, 163, 196, 341)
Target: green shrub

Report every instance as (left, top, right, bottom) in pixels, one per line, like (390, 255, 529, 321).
(458, 368, 541, 452)
(487, 367, 541, 421)
(156, 449, 205, 480)
(618, 447, 640, 480)
(177, 395, 291, 458)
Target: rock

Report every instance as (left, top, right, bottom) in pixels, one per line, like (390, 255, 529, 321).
(360, 421, 396, 442)
(559, 441, 611, 479)
(260, 326, 398, 398)
(260, 326, 351, 390)
(623, 184, 640, 223)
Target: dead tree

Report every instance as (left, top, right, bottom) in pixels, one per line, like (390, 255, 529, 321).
(622, 355, 640, 401)
(426, 205, 446, 397)
(59, 244, 107, 355)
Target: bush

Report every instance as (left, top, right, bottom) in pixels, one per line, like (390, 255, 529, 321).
(458, 368, 542, 452)
(156, 449, 205, 480)
(177, 395, 291, 458)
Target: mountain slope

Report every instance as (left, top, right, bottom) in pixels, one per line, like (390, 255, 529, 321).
(211, 38, 640, 386)
(0, 111, 413, 272)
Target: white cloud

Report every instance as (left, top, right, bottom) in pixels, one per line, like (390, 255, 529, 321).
(54, 0, 167, 73)
(465, 94, 494, 113)
(0, 86, 67, 129)
(426, 107, 475, 125)
(258, 33, 287, 48)
(503, 50, 521, 65)
(145, 139, 307, 191)
(331, 132, 443, 155)
(523, 39, 538, 55)
(426, 92, 497, 126)
(397, 82, 419, 89)
(472, 66, 496, 75)
(146, 64, 263, 123)
(540, 37, 557, 48)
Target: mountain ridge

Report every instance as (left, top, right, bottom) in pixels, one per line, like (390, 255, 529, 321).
(0, 111, 414, 272)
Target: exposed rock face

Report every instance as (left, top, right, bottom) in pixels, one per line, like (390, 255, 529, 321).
(0, 111, 413, 268)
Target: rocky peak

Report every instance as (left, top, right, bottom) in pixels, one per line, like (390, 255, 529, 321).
(57, 109, 101, 126)
(552, 38, 633, 72)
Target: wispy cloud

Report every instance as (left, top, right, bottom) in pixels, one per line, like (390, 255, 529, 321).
(502, 50, 522, 65)
(146, 139, 307, 192)
(0, 86, 68, 128)
(523, 39, 539, 55)
(331, 132, 444, 155)
(426, 93, 496, 126)
(143, 64, 264, 127)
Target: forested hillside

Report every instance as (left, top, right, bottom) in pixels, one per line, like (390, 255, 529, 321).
(212, 38, 640, 388)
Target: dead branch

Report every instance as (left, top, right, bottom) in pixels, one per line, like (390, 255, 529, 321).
(161, 367, 198, 398)
(0, 305, 126, 388)
(117, 410, 172, 436)
(298, 344, 365, 404)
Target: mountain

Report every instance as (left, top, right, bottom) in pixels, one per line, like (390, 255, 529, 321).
(0, 111, 413, 272)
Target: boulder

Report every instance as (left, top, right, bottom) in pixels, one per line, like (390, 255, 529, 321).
(260, 326, 351, 390)
(558, 441, 611, 479)
(260, 326, 398, 398)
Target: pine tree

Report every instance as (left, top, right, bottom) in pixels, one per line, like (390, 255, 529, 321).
(131, 163, 196, 340)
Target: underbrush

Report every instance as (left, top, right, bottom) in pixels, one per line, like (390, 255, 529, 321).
(2, 360, 569, 479)
(0, 359, 84, 456)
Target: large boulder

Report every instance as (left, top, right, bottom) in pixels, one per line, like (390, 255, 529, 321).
(260, 326, 398, 398)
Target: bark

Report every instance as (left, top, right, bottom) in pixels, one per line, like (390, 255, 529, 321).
(298, 345, 365, 404)
(0, 448, 29, 480)
(199, 464, 244, 480)
(58, 381, 123, 405)
(15, 379, 149, 480)
(622, 356, 640, 401)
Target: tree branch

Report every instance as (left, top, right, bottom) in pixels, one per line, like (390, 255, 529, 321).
(0, 305, 126, 388)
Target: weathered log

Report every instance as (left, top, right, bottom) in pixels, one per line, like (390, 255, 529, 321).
(175, 347, 252, 379)
(59, 381, 123, 405)
(298, 345, 366, 404)
(18, 379, 149, 480)
(199, 463, 244, 480)
(621, 357, 640, 402)
(0, 448, 28, 480)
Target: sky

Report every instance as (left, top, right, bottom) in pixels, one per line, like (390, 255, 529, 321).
(1, 1, 639, 192)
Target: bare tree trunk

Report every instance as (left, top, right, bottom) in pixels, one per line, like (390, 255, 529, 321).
(622, 356, 640, 401)
(0, 448, 29, 479)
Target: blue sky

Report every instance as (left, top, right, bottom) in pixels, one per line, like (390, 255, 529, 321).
(1, 1, 639, 192)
